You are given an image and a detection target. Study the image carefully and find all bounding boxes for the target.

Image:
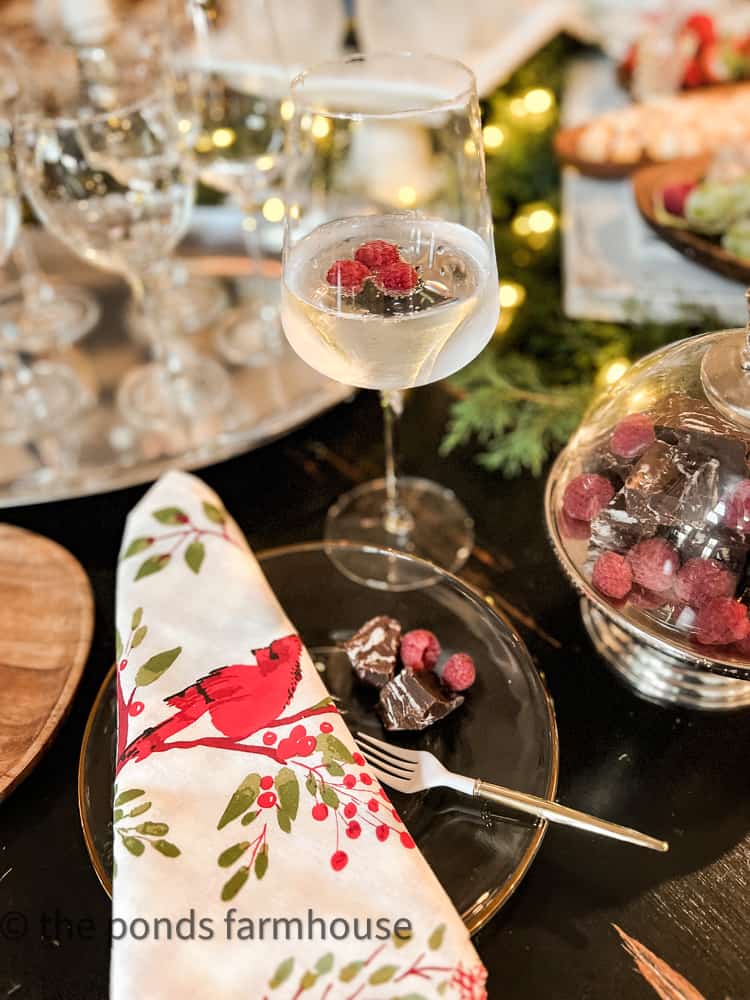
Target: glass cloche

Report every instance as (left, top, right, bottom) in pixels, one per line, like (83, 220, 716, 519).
(545, 323, 750, 711)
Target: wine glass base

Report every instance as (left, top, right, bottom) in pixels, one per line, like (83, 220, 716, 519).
(324, 476, 474, 590)
(0, 283, 100, 353)
(126, 276, 228, 342)
(0, 361, 89, 445)
(215, 303, 284, 367)
(116, 358, 232, 431)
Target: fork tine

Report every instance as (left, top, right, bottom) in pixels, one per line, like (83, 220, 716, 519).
(355, 731, 421, 764)
(365, 762, 413, 793)
(354, 741, 414, 776)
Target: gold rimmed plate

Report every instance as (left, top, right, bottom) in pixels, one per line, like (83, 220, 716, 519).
(78, 541, 558, 934)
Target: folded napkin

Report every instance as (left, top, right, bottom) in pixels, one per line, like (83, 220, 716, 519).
(111, 470, 487, 1000)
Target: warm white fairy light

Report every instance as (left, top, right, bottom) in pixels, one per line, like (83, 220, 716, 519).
(482, 124, 504, 150)
(397, 185, 418, 207)
(311, 116, 331, 139)
(602, 359, 630, 385)
(499, 280, 526, 309)
(211, 127, 235, 149)
(524, 88, 554, 114)
(262, 197, 285, 222)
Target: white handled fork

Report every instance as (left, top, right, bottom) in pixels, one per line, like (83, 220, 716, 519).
(356, 732, 668, 852)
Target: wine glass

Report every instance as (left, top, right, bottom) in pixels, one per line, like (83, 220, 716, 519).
(281, 52, 500, 588)
(13, 23, 232, 430)
(0, 52, 91, 447)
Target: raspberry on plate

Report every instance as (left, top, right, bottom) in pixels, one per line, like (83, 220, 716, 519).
(592, 551, 632, 599)
(661, 182, 696, 218)
(400, 629, 440, 671)
(441, 653, 476, 692)
(354, 240, 400, 270)
(609, 413, 655, 459)
(562, 474, 614, 522)
(723, 479, 750, 534)
(694, 597, 750, 646)
(626, 538, 679, 593)
(673, 558, 734, 609)
(325, 259, 371, 294)
(373, 261, 419, 295)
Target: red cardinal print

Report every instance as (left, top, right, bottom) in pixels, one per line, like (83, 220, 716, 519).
(120, 635, 302, 765)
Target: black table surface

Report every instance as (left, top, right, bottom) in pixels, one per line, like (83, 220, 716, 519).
(2, 386, 749, 1000)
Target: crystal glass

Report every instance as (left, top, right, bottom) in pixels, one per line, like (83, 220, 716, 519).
(281, 53, 500, 588)
(0, 52, 91, 447)
(13, 23, 232, 430)
(171, 0, 290, 366)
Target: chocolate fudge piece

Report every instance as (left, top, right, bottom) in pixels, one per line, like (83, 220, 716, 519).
(378, 669, 463, 731)
(345, 616, 401, 688)
(652, 393, 750, 480)
(675, 459, 720, 527)
(665, 522, 748, 576)
(624, 441, 685, 531)
(590, 491, 653, 554)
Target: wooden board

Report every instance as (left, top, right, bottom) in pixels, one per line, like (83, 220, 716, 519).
(554, 124, 648, 179)
(633, 155, 750, 285)
(0, 524, 93, 800)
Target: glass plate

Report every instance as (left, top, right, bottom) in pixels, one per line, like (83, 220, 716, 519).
(78, 542, 558, 934)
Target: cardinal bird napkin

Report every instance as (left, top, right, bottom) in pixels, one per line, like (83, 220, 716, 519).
(111, 470, 487, 1000)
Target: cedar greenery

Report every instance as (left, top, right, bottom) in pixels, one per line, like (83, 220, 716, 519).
(442, 37, 719, 476)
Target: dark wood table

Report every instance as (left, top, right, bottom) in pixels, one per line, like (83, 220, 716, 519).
(2, 386, 748, 999)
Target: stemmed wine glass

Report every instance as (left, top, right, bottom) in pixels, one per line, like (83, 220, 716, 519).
(281, 52, 499, 588)
(0, 52, 91, 446)
(13, 21, 232, 430)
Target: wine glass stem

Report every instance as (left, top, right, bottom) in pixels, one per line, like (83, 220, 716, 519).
(381, 389, 414, 537)
(128, 267, 184, 373)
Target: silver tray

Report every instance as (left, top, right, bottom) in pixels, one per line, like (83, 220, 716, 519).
(0, 208, 352, 508)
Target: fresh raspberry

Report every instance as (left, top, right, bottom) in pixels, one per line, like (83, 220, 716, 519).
(610, 414, 654, 459)
(592, 551, 633, 600)
(354, 240, 400, 270)
(626, 538, 680, 593)
(732, 633, 750, 657)
(330, 850, 348, 871)
(674, 559, 734, 608)
(559, 509, 591, 541)
(325, 259, 371, 294)
(441, 652, 476, 692)
(723, 480, 750, 533)
(400, 629, 441, 671)
(312, 803, 328, 821)
(562, 474, 614, 522)
(373, 261, 419, 295)
(610, 414, 655, 458)
(694, 597, 750, 645)
(661, 183, 696, 217)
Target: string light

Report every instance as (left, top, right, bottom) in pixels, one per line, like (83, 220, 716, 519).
(280, 99, 294, 121)
(523, 88, 554, 114)
(178, 118, 193, 135)
(528, 207, 556, 234)
(397, 185, 417, 207)
(195, 133, 213, 153)
(601, 358, 630, 385)
(463, 138, 477, 156)
(311, 116, 331, 139)
(262, 197, 285, 222)
(211, 127, 235, 148)
(482, 125, 504, 150)
(512, 214, 531, 237)
(256, 155, 275, 172)
(509, 98, 527, 118)
(499, 280, 526, 309)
